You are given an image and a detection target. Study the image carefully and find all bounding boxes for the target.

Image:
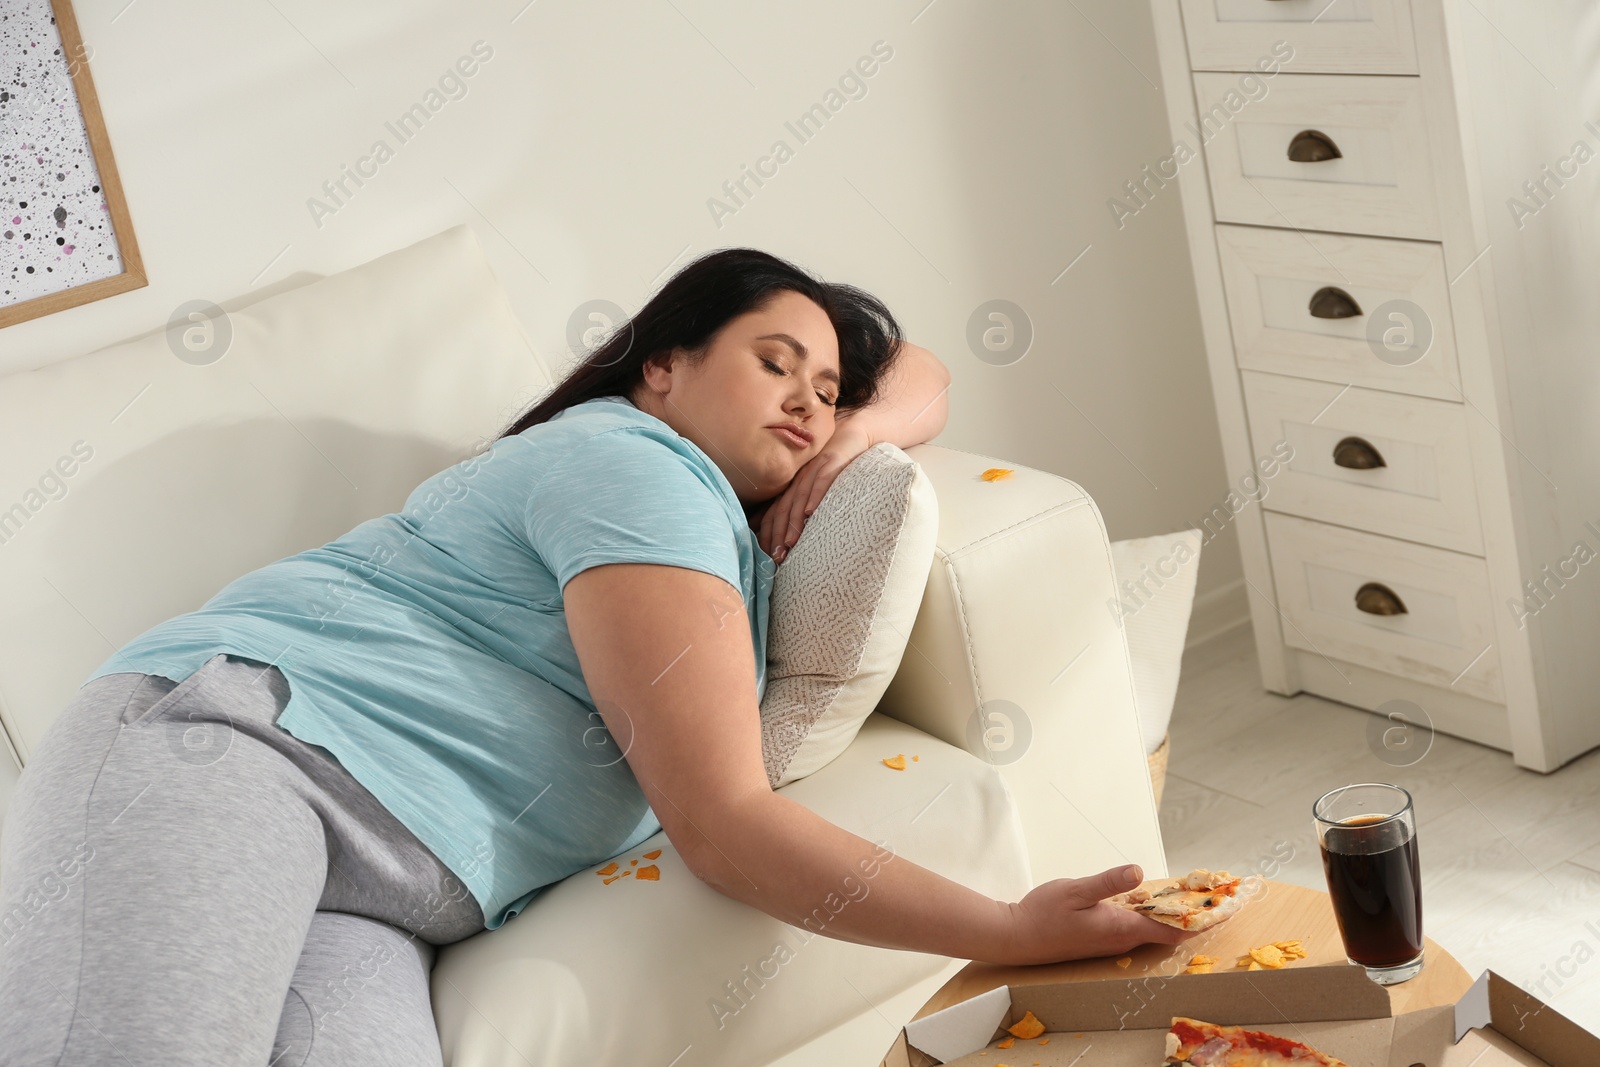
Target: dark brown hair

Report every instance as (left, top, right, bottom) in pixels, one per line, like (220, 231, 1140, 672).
(493, 248, 903, 440)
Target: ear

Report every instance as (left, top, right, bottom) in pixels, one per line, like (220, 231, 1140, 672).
(638, 349, 678, 395)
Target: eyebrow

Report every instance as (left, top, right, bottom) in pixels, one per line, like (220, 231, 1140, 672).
(756, 333, 840, 385)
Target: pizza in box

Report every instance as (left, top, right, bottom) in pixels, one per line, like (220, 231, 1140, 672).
(1163, 1016, 1349, 1066)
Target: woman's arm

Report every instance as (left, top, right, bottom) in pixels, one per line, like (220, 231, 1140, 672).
(838, 340, 951, 449)
(562, 561, 1190, 964)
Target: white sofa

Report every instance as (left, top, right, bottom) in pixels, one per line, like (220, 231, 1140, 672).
(0, 225, 1167, 1066)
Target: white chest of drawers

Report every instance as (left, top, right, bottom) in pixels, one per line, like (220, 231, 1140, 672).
(1148, 0, 1600, 771)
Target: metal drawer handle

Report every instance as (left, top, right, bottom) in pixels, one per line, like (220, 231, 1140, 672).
(1332, 435, 1386, 469)
(1355, 582, 1408, 616)
(1309, 286, 1362, 319)
(1288, 129, 1343, 162)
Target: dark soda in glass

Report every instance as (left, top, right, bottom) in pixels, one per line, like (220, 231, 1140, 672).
(1319, 813, 1423, 967)
(1313, 783, 1424, 984)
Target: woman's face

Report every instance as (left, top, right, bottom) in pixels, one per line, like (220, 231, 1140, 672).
(630, 289, 841, 505)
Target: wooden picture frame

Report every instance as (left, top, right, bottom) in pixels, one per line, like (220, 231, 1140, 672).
(0, 0, 145, 328)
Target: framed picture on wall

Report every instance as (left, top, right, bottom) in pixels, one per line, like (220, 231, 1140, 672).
(1, 0, 145, 329)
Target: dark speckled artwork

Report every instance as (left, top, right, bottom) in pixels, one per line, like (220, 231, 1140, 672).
(1, 0, 122, 308)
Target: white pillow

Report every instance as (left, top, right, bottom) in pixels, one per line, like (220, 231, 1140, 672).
(1109, 529, 1203, 756)
(760, 442, 939, 788)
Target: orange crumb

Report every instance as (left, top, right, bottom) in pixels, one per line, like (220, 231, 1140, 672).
(1038, 1037, 1050, 1044)
(643, 849, 662, 860)
(981, 467, 1015, 482)
(882, 753, 908, 770)
(635, 864, 660, 881)
(996, 1036, 1014, 1048)
(912, 755, 919, 762)
(1006, 1009, 1045, 1040)
(1115, 957, 1132, 968)
(602, 875, 621, 884)
(596, 862, 619, 876)
(629, 859, 638, 866)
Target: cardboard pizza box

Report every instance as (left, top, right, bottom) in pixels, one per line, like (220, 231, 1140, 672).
(877, 962, 1600, 1067)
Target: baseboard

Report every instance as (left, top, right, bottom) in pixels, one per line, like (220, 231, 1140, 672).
(1184, 577, 1249, 650)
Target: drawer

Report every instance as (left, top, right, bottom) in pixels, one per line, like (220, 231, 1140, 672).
(1194, 72, 1440, 240)
(1180, 0, 1419, 75)
(1242, 370, 1483, 554)
(1263, 511, 1503, 703)
(1216, 224, 1461, 400)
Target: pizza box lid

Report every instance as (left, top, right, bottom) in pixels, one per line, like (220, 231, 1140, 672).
(877, 961, 1600, 1067)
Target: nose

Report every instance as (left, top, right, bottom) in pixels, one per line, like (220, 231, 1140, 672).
(786, 387, 821, 419)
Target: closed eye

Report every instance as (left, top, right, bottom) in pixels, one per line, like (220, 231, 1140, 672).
(761, 357, 836, 406)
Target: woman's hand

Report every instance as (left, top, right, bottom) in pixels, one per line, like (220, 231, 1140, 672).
(999, 864, 1199, 965)
(756, 420, 875, 562)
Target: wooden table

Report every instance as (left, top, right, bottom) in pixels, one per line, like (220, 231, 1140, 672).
(907, 880, 1472, 1024)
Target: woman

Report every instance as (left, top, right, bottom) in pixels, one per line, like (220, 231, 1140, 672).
(0, 248, 1189, 1066)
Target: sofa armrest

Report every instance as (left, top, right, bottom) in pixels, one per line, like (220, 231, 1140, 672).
(878, 444, 1168, 887)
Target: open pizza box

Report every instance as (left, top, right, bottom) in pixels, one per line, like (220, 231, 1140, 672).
(878, 962, 1600, 1067)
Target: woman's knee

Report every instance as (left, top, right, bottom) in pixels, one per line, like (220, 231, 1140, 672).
(273, 912, 444, 1067)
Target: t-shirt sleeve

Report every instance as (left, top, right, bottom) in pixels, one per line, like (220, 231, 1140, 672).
(523, 427, 744, 595)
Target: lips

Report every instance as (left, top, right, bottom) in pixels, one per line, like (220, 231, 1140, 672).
(769, 425, 811, 448)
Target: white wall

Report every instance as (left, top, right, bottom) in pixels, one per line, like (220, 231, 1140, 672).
(2, 0, 1245, 633)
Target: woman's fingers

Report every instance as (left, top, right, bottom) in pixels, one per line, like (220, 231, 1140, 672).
(783, 466, 825, 544)
(1057, 864, 1143, 909)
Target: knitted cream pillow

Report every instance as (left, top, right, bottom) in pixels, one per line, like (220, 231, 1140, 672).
(760, 442, 939, 789)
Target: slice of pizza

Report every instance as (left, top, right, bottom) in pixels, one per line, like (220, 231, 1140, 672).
(1162, 1017, 1349, 1066)
(1109, 868, 1255, 932)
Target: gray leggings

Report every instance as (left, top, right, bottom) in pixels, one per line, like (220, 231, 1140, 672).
(0, 653, 486, 1066)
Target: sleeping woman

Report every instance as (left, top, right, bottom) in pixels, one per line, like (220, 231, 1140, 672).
(0, 247, 1191, 1066)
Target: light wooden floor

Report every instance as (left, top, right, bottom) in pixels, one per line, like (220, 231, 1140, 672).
(1159, 623, 1600, 1034)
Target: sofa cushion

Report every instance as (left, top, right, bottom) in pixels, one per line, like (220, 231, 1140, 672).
(430, 710, 1032, 1067)
(1109, 529, 1203, 756)
(761, 442, 938, 788)
(0, 224, 550, 765)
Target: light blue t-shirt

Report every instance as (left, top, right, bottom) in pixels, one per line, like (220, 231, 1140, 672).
(85, 395, 774, 929)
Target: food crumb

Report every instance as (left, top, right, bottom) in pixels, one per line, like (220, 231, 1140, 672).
(1038, 1037, 1050, 1045)
(1006, 1009, 1045, 1040)
(981, 467, 1015, 482)
(912, 755, 919, 762)
(882, 753, 908, 770)
(596, 862, 618, 876)
(996, 1037, 1014, 1048)
(1115, 957, 1132, 968)
(644, 849, 662, 860)
(1236, 940, 1306, 969)
(635, 864, 660, 881)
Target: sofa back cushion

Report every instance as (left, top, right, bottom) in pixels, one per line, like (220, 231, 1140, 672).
(0, 225, 550, 764)
(761, 442, 939, 788)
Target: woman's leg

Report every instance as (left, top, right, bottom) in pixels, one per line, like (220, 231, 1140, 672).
(0, 658, 331, 1065)
(270, 910, 444, 1067)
